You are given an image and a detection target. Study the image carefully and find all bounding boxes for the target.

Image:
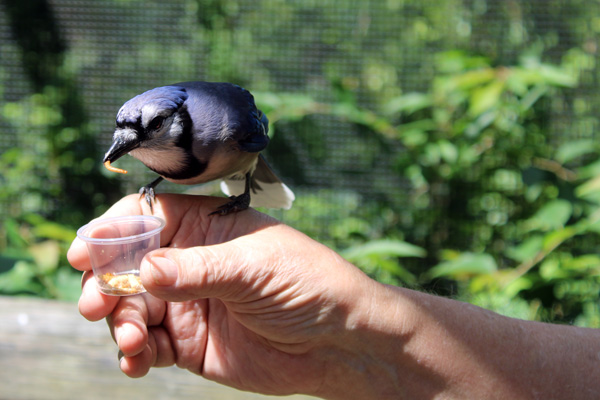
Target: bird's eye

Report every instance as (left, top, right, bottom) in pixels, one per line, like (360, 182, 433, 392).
(149, 116, 165, 131)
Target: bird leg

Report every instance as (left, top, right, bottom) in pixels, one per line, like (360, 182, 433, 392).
(139, 176, 164, 212)
(209, 172, 252, 216)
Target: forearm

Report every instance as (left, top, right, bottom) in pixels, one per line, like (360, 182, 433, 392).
(314, 282, 600, 400)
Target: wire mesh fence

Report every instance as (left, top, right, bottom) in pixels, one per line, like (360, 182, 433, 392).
(1, 1, 600, 309)
(2, 0, 597, 211)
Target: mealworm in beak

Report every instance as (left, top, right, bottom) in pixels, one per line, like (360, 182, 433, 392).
(104, 160, 128, 174)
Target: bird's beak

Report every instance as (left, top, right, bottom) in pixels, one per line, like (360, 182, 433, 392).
(103, 129, 140, 163)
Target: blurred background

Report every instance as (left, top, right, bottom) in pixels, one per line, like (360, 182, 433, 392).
(1, 0, 600, 326)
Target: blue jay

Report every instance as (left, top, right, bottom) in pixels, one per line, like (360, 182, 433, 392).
(103, 81, 294, 215)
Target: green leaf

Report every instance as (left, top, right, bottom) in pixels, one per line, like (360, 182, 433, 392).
(422, 142, 441, 165)
(375, 258, 418, 285)
(435, 51, 490, 73)
(525, 199, 572, 231)
(400, 129, 428, 147)
(520, 57, 578, 87)
(29, 241, 60, 274)
(467, 291, 532, 320)
(52, 268, 82, 302)
(505, 235, 544, 263)
(253, 92, 283, 111)
(464, 110, 497, 137)
(536, 64, 577, 88)
(519, 85, 548, 112)
(539, 258, 568, 281)
(3, 218, 29, 249)
(31, 222, 76, 243)
(542, 226, 577, 251)
(450, 68, 496, 91)
(555, 139, 597, 164)
(503, 276, 534, 298)
(563, 254, 600, 272)
(577, 159, 600, 180)
(329, 217, 371, 240)
(438, 140, 458, 164)
(428, 252, 498, 279)
(468, 80, 505, 117)
(576, 175, 600, 198)
(342, 239, 426, 260)
(0, 260, 42, 295)
(384, 93, 432, 115)
(254, 92, 320, 121)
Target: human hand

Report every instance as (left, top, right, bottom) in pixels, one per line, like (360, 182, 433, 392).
(70, 194, 597, 399)
(67, 194, 376, 397)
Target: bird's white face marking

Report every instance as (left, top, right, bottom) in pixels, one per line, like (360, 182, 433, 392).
(140, 102, 163, 129)
(113, 102, 183, 144)
(119, 110, 187, 172)
(112, 127, 137, 143)
(144, 112, 178, 140)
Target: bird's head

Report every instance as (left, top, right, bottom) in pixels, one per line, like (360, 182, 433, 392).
(103, 86, 190, 166)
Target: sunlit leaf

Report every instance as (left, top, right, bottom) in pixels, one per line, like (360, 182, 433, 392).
(505, 235, 544, 262)
(384, 93, 432, 115)
(400, 129, 428, 147)
(468, 80, 505, 117)
(255, 92, 320, 121)
(3, 218, 28, 249)
(539, 258, 568, 281)
(525, 199, 572, 231)
(329, 217, 371, 240)
(464, 109, 497, 137)
(450, 68, 495, 91)
(0, 261, 42, 295)
(467, 291, 533, 320)
(31, 223, 76, 243)
(427, 252, 497, 279)
(563, 254, 600, 272)
(437, 140, 458, 164)
(29, 241, 60, 274)
(577, 158, 600, 180)
(53, 268, 82, 302)
(555, 139, 597, 163)
(435, 51, 490, 73)
(576, 175, 600, 198)
(342, 239, 426, 260)
(542, 226, 577, 251)
(375, 258, 418, 285)
(536, 64, 577, 87)
(422, 142, 441, 165)
(503, 276, 534, 298)
(519, 85, 548, 112)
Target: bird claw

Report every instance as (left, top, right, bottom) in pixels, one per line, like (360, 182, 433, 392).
(209, 193, 251, 216)
(139, 185, 156, 213)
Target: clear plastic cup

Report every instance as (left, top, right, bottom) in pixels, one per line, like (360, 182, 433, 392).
(77, 215, 165, 296)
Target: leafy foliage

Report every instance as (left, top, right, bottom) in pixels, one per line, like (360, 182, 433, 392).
(264, 51, 600, 327)
(1, 1, 599, 329)
(0, 214, 80, 301)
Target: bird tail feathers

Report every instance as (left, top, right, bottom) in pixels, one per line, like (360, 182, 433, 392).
(220, 155, 295, 210)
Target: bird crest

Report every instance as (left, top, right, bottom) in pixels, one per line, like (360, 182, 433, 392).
(116, 86, 189, 128)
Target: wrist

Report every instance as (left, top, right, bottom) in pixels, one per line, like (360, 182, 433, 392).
(309, 276, 417, 400)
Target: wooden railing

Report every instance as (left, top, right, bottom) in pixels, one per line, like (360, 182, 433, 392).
(0, 296, 317, 400)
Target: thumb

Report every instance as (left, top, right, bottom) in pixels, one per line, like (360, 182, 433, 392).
(140, 243, 252, 302)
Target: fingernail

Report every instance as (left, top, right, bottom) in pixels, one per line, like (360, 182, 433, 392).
(148, 255, 178, 286)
